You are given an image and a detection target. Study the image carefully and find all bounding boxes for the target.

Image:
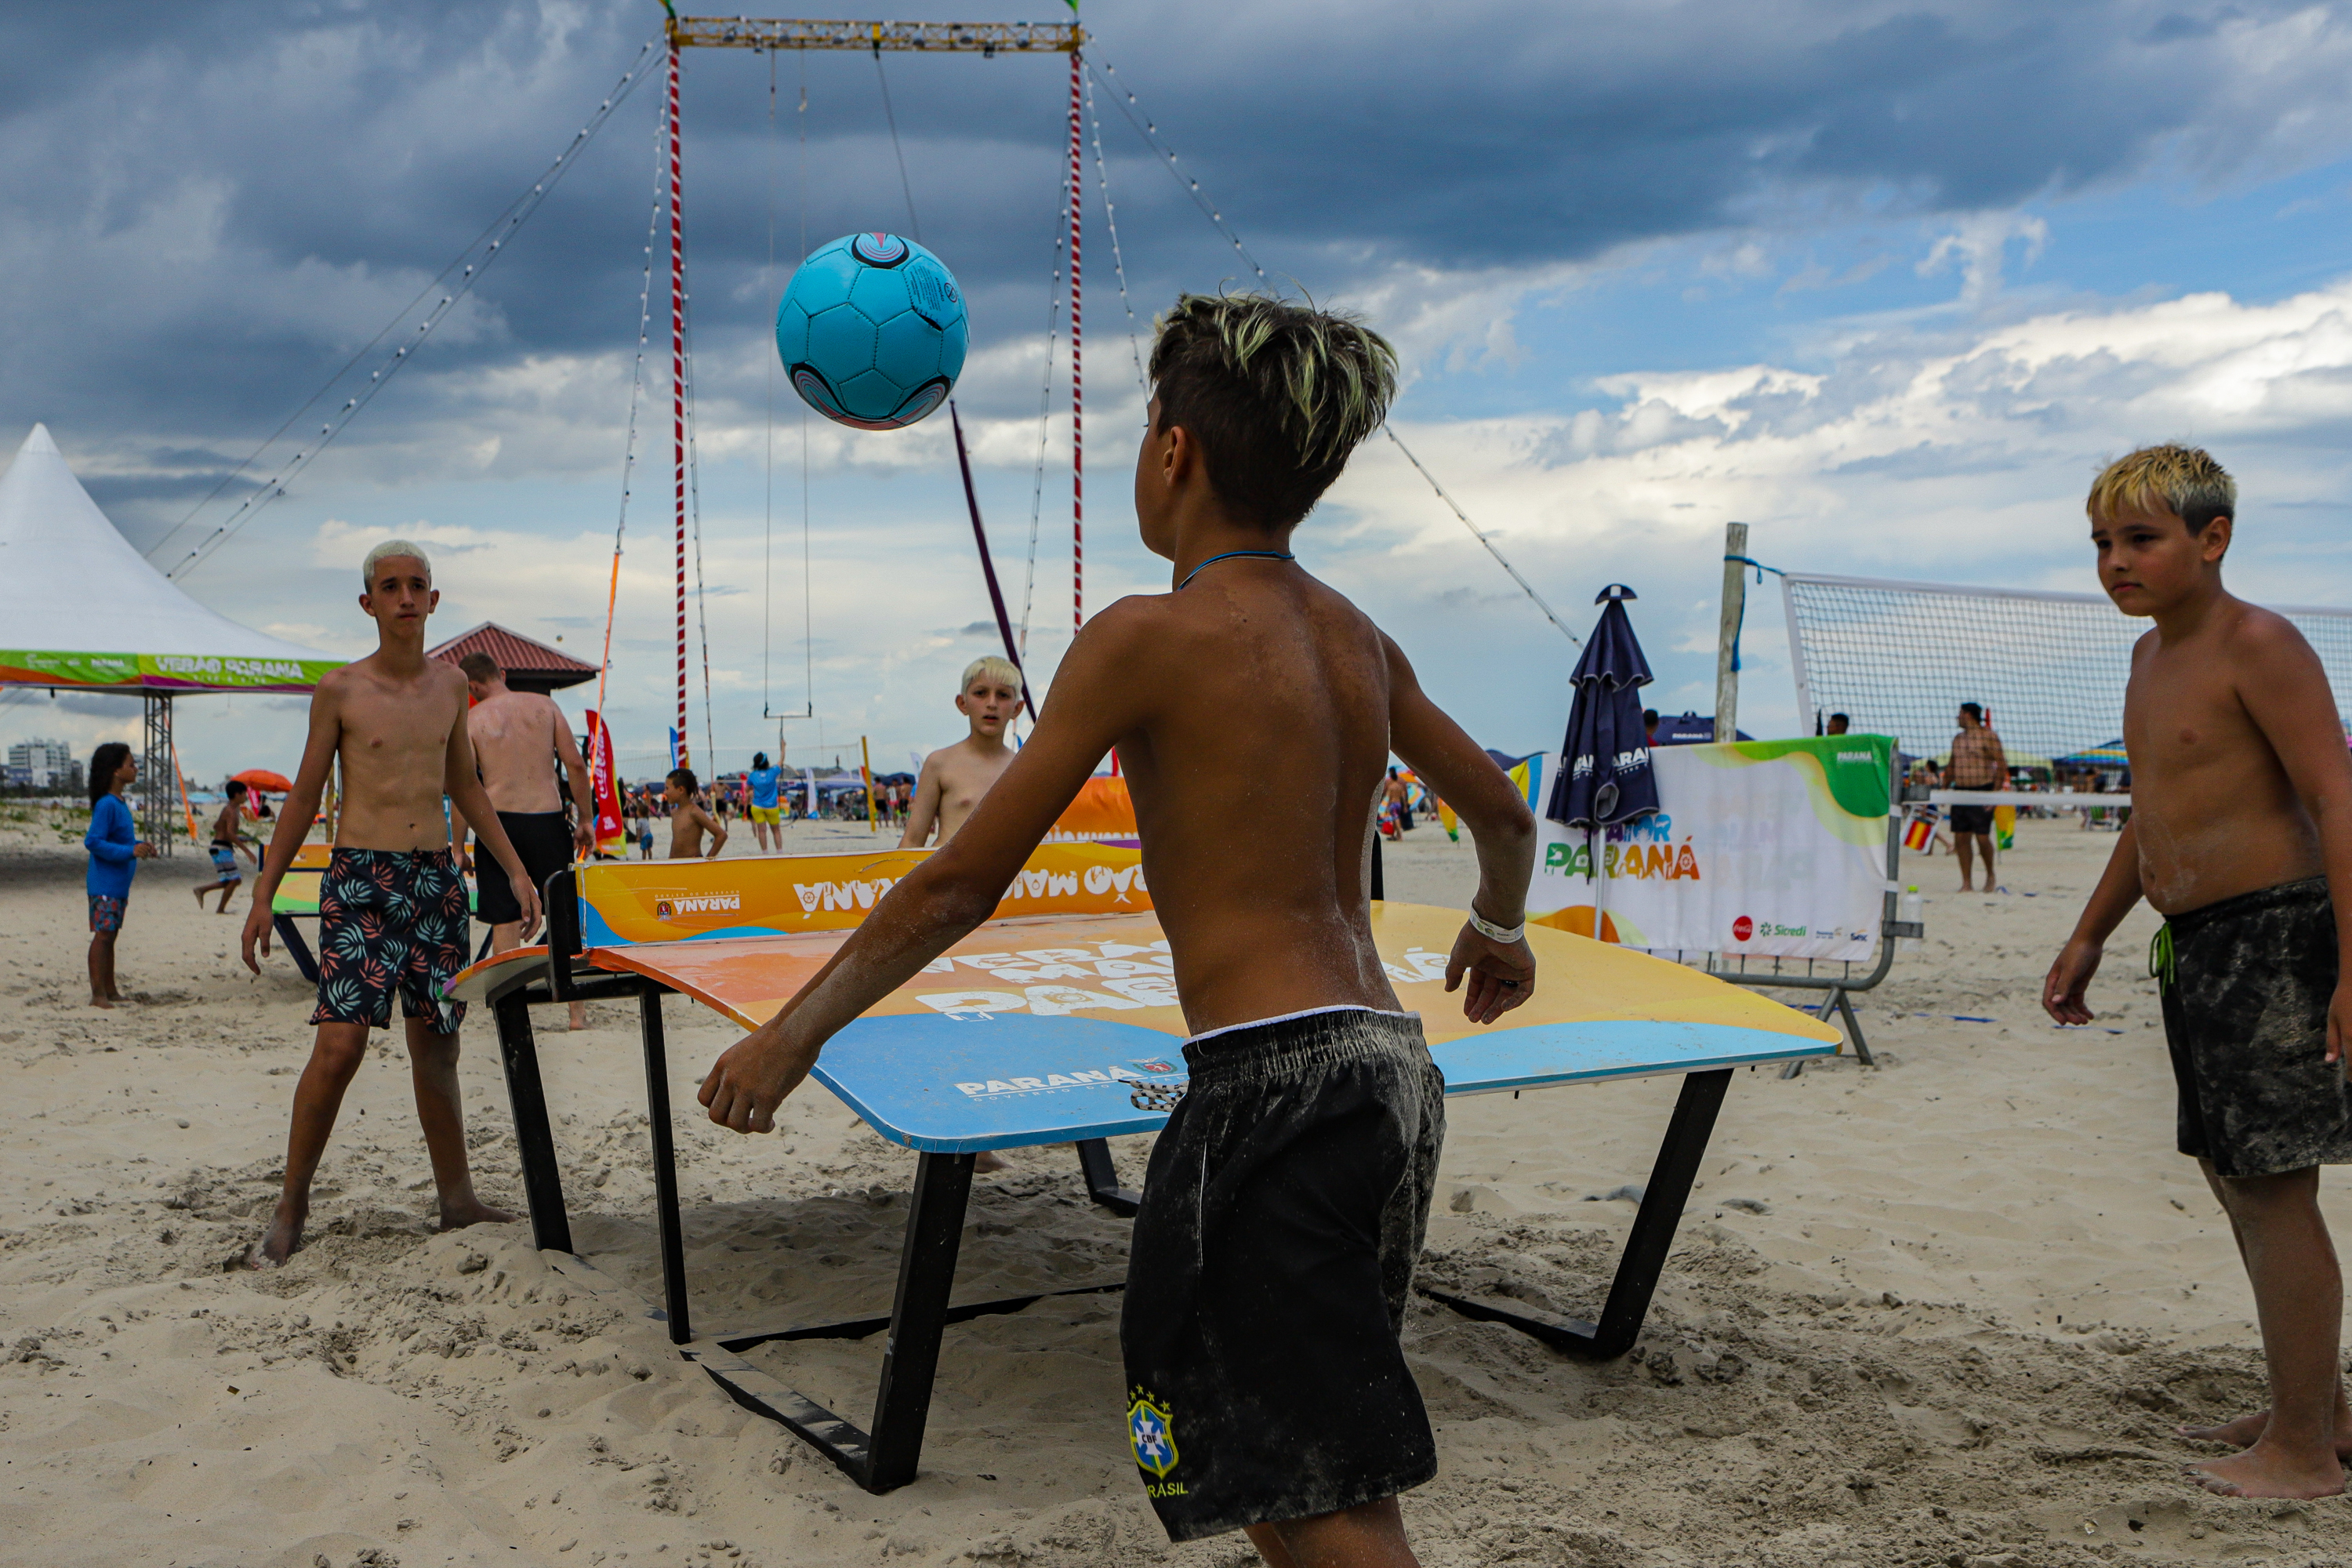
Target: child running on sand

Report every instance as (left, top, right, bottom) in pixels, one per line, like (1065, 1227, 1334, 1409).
(898, 656, 1024, 849)
(2044, 446, 2352, 1500)
(702, 295, 1537, 1563)
(238, 541, 543, 1268)
(663, 768, 726, 859)
(191, 779, 257, 913)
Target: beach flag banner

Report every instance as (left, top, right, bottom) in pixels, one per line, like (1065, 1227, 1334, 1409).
(1528, 735, 1893, 961)
(1902, 804, 1940, 853)
(667, 728, 683, 771)
(1994, 804, 2016, 851)
(1044, 775, 1138, 843)
(585, 711, 626, 857)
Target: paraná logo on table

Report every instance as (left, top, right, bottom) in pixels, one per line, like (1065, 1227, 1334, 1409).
(1731, 915, 1754, 942)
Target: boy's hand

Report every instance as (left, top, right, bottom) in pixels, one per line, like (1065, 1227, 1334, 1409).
(573, 818, 595, 858)
(2042, 937, 2103, 1025)
(1445, 922, 1535, 1024)
(2326, 981, 2352, 1073)
(240, 902, 274, 975)
(509, 873, 543, 942)
(700, 1018, 818, 1133)
(134, 842, 158, 860)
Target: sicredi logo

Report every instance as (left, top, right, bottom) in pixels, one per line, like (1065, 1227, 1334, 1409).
(654, 891, 742, 919)
(1731, 914, 1754, 942)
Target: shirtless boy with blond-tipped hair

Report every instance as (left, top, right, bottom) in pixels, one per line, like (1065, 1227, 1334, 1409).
(701, 296, 1538, 1565)
(899, 655, 1024, 848)
(240, 541, 543, 1268)
(2045, 446, 2352, 1499)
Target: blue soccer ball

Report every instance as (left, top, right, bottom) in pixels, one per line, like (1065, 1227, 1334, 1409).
(775, 233, 967, 431)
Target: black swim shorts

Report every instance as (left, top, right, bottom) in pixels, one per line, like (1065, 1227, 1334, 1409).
(1120, 1006, 1444, 1541)
(1947, 803, 1994, 837)
(310, 848, 470, 1034)
(2159, 876, 2352, 1178)
(474, 810, 574, 927)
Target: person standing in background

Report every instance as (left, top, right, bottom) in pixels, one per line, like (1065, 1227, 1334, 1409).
(746, 751, 785, 854)
(1944, 702, 2008, 891)
(84, 741, 154, 1007)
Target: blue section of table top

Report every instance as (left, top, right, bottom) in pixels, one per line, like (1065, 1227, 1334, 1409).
(815, 1012, 1836, 1152)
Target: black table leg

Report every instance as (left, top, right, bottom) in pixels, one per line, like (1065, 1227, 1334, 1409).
(1075, 1138, 1140, 1215)
(493, 988, 573, 1255)
(273, 915, 318, 982)
(1422, 1067, 1733, 1359)
(639, 989, 692, 1345)
(863, 1151, 976, 1491)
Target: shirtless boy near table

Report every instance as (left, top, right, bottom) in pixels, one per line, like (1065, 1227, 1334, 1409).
(701, 296, 1538, 1565)
(2045, 446, 2352, 1499)
(900, 655, 1025, 848)
(239, 541, 542, 1268)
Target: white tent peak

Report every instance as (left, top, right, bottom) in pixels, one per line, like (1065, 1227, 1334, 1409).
(0, 423, 340, 688)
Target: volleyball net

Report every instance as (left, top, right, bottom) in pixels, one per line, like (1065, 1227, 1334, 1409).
(1781, 573, 2352, 763)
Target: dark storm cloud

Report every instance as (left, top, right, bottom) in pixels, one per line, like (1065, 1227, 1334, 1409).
(2, 0, 2345, 518)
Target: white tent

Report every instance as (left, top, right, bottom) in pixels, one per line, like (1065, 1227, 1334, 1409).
(0, 423, 339, 692)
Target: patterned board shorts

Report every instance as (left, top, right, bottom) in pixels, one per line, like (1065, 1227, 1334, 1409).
(87, 894, 125, 934)
(209, 844, 242, 883)
(310, 848, 470, 1035)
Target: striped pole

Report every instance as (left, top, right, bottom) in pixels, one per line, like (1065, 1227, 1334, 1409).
(1068, 49, 1083, 635)
(668, 42, 691, 769)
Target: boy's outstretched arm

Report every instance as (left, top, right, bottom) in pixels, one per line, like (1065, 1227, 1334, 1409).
(241, 679, 343, 973)
(1383, 635, 1538, 1022)
(445, 713, 542, 942)
(2236, 618, 2352, 1062)
(897, 757, 942, 848)
(2042, 818, 2144, 1025)
(702, 611, 1146, 1132)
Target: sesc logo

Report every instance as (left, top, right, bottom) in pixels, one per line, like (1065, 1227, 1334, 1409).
(1731, 915, 1754, 942)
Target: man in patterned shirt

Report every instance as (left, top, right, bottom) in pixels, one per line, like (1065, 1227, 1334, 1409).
(1944, 702, 2008, 891)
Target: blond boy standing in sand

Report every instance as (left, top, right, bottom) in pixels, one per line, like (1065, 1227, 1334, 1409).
(239, 542, 542, 1268)
(702, 296, 1538, 1564)
(898, 656, 1023, 848)
(2045, 446, 2352, 1500)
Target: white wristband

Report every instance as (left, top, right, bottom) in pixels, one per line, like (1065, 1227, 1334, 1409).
(1468, 909, 1525, 946)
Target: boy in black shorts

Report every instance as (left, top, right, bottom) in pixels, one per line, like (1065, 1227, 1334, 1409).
(240, 540, 541, 1267)
(699, 296, 1538, 1560)
(2045, 446, 2352, 1499)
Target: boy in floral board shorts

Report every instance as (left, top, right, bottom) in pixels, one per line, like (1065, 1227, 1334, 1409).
(239, 540, 541, 1268)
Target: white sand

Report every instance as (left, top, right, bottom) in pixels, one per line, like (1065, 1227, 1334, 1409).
(5, 810, 2350, 1566)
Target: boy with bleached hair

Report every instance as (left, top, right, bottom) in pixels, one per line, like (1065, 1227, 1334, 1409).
(241, 540, 542, 1267)
(702, 294, 1538, 1563)
(2046, 445, 2352, 1498)
(898, 654, 1025, 848)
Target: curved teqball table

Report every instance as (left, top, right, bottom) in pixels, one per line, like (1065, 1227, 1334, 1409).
(447, 849, 1837, 1493)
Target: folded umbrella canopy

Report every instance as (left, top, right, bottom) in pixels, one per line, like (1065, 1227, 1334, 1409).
(1546, 585, 1660, 832)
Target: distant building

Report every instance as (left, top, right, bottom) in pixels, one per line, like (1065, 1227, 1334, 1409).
(6, 736, 78, 789)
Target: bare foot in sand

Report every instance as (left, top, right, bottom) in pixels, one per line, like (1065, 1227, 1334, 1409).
(2183, 1406, 2352, 1457)
(245, 1202, 306, 1269)
(975, 1150, 1009, 1174)
(2186, 1446, 2346, 1499)
(437, 1196, 517, 1232)
(89, 995, 114, 1010)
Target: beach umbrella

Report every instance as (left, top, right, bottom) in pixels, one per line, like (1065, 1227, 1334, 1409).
(232, 768, 293, 793)
(1545, 585, 1660, 831)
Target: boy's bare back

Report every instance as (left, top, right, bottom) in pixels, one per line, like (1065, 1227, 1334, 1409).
(466, 688, 572, 815)
(2124, 596, 2331, 914)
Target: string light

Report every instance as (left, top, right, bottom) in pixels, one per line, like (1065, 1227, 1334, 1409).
(1083, 67, 1146, 394)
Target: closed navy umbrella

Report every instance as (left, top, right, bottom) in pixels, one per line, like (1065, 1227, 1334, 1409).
(1546, 585, 1660, 831)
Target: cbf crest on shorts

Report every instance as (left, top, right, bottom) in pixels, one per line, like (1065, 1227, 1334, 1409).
(1127, 1387, 1180, 1483)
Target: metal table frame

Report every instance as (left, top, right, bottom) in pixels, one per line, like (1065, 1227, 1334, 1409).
(479, 869, 1751, 1494)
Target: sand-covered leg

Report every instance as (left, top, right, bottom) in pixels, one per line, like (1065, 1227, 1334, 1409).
(405, 1017, 514, 1232)
(86, 929, 115, 1008)
(249, 1022, 370, 1267)
(2187, 1167, 2346, 1498)
(1245, 1499, 1419, 1568)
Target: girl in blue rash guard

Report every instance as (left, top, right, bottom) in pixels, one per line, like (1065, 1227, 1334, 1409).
(83, 741, 155, 1008)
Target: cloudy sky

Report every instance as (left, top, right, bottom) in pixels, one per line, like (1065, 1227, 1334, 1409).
(8, 0, 2352, 785)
